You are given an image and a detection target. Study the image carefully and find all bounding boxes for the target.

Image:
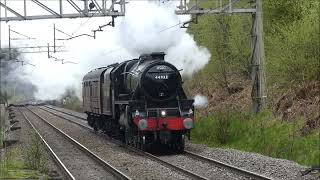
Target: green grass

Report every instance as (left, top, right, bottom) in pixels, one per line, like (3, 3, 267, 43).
(0, 105, 5, 149)
(0, 147, 41, 179)
(191, 111, 320, 166)
(186, 0, 320, 167)
(0, 108, 49, 179)
(0, 131, 2, 149)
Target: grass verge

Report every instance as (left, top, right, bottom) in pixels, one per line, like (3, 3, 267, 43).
(0, 147, 41, 179)
(191, 110, 320, 166)
(0, 105, 5, 149)
(0, 113, 49, 179)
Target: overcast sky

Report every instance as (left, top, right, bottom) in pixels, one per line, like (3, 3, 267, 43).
(0, 0, 210, 100)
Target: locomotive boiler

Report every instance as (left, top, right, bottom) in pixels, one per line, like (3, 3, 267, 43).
(82, 52, 194, 152)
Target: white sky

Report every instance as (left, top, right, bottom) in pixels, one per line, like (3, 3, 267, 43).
(0, 0, 210, 100)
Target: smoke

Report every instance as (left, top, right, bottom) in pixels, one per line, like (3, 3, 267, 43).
(118, 1, 211, 76)
(2, 1, 210, 100)
(0, 48, 38, 103)
(193, 94, 209, 108)
(118, 2, 182, 54)
(166, 34, 211, 75)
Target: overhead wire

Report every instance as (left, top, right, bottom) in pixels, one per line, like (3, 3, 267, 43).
(100, 0, 209, 57)
(5, 27, 41, 67)
(7, 25, 66, 67)
(55, 0, 228, 60)
(10, 29, 35, 40)
(2, 2, 102, 67)
(59, 11, 98, 42)
(55, 28, 73, 38)
(55, 0, 214, 63)
(206, 0, 241, 14)
(51, 11, 100, 64)
(48, 1, 209, 59)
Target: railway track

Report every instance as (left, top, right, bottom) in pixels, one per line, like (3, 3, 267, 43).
(44, 105, 87, 120)
(39, 106, 207, 179)
(20, 106, 130, 180)
(18, 108, 75, 180)
(40, 105, 273, 180)
(183, 151, 272, 180)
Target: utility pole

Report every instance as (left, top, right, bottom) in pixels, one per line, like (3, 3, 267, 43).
(8, 25, 11, 59)
(6, 25, 10, 105)
(251, 0, 266, 113)
(1, 26, 66, 55)
(54, 24, 56, 53)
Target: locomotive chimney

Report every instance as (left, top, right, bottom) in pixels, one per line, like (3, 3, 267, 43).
(150, 52, 165, 60)
(139, 52, 165, 64)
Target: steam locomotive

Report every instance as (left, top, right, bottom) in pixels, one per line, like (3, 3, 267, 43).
(82, 52, 194, 152)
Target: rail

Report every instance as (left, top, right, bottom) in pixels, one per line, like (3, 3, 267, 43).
(25, 106, 131, 180)
(18, 108, 76, 180)
(39, 106, 208, 180)
(39, 105, 273, 180)
(184, 150, 273, 180)
(44, 105, 86, 120)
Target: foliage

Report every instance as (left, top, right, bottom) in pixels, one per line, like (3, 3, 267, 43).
(25, 132, 48, 173)
(0, 105, 5, 148)
(60, 86, 82, 112)
(0, 126, 48, 179)
(0, 132, 2, 149)
(264, 0, 315, 27)
(0, 147, 41, 179)
(187, 0, 320, 94)
(192, 111, 320, 166)
(187, 12, 252, 93)
(265, 1, 320, 86)
(186, 0, 319, 166)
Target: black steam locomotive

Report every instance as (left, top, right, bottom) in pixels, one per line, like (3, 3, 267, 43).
(82, 52, 194, 152)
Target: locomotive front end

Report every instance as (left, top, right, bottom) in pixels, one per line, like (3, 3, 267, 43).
(124, 53, 194, 151)
(83, 52, 194, 152)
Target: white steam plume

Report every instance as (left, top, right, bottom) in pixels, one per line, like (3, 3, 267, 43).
(118, 1, 211, 76)
(193, 94, 209, 108)
(3, 1, 210, 100)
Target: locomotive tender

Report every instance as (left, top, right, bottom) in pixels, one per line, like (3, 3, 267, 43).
(82, 52, 194, 151)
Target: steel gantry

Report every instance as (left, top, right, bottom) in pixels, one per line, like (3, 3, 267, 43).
(0, 0, 125, 21)
(175, 0, 267, 113)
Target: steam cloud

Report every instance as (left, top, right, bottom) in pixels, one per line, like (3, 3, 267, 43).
(193, 94, 209, 108)
(0, 49, 38, 102)
(118, 2, 211, 76)
(3, 1, 211, 100)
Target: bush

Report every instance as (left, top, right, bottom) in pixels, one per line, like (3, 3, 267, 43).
(192, 111, 320, 166)
(1, 147, 41, 179)
(215, 111, 231, 144)
(25, 133, 48, 173)
(60, 86, 82, 112)
(0, 105, 7, 148)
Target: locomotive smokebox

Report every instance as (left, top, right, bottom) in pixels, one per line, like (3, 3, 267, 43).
(125, 52, 182, 102)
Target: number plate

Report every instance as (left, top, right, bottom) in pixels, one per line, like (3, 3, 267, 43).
(154, 75, 169, 80)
